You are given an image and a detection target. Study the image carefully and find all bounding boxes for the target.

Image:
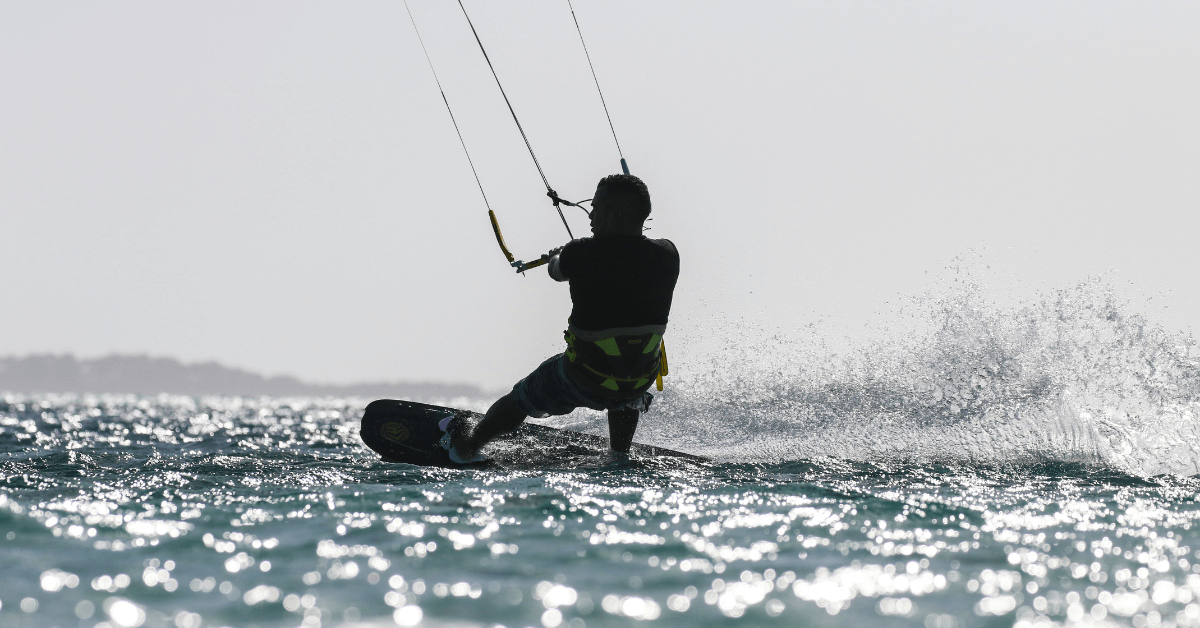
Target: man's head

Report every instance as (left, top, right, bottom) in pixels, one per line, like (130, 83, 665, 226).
(590, 174, 651, 237)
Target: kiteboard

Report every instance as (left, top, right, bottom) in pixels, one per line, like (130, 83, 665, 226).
(360, 399, 706, 469)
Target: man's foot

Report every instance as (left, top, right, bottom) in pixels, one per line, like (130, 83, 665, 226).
(438, 416, 486, 464)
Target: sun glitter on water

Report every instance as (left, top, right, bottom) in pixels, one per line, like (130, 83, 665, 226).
(3, 280, 1200, 627)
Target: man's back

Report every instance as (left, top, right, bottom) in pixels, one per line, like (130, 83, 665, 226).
(557, 235, 680, 331)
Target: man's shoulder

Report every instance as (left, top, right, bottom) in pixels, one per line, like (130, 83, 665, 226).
(564, 235, 677, 260)
(641, 238, 679, 267)
(559, 237, 593, 264)
(648, 238, 678, 256)
(562, 236, 595, 252)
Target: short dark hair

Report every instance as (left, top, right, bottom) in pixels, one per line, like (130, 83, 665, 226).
(597, 174, 651, 222)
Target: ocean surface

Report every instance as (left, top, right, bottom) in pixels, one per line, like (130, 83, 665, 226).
(4, 283, 1200, 628)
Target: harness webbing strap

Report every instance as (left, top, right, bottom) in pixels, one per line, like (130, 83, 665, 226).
(656, 340, 668, 391)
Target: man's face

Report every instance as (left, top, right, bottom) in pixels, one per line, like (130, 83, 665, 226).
(589, 184, 617, 235)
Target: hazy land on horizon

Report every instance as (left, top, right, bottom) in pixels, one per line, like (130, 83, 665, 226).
(0, 354, 490, 399)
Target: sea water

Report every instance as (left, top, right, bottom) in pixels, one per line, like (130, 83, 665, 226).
(4, 282, 1200, 628)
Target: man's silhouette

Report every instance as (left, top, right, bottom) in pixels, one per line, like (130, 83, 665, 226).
(446, 174, 679, 461)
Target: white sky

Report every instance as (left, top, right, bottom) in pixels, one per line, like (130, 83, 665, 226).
(1, 1, 1197, 389)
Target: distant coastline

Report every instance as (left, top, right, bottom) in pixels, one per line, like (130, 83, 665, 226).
(0, 354, 489, 399)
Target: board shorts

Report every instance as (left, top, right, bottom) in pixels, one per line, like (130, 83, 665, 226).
(511, 354, 654, 418)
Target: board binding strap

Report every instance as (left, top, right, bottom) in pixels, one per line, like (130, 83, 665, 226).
(437, 415, 487, 464)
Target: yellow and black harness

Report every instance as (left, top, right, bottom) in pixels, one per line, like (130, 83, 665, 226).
(564, 325, 669, 397)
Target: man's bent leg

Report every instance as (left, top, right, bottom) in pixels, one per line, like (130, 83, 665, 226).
(607, 408, 639, 452)
(455, 392, 527, 458)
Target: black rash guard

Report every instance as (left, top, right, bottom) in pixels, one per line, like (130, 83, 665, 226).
(556, 235, 680, 332)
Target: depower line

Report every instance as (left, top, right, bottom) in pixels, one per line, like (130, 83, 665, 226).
(403, 0, 630, 271)
(565, 0, 628, 175)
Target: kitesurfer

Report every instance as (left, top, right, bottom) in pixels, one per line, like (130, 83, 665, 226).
(445, 174, 678, 462)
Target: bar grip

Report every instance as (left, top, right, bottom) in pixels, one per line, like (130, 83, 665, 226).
(514, 258, 548, 273)
(489, 210, 516, 263)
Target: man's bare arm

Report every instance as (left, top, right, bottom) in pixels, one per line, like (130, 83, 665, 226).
(547, 246, 567, 282)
